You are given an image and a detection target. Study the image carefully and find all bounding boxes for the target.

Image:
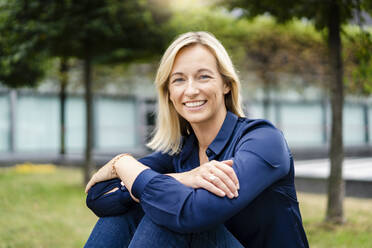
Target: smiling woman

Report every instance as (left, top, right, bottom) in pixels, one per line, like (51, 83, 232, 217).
(84, 32, 309, 248)
(169, 45, 230, 127)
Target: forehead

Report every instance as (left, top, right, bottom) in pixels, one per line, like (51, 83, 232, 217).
(171, 44, 218, 73)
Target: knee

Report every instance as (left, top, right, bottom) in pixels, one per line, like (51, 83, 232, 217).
(97, 206, 144, 229)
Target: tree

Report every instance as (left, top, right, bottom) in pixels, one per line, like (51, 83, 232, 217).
(225, 0, 372, 223)
(0, 5, 46, 88)
(235, 17, 328, 119)
(344, 30, 372, 95)
(1, 0, 173, 184)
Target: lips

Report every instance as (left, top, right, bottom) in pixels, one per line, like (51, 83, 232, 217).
(183, 100, 207, 108)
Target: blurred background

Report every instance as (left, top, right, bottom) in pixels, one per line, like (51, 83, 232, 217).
(1, 0, 371, 164)
(1, 0, 372, 247)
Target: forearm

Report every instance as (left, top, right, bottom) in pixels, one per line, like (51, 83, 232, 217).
(114, 155, 150, 201)
(166, 172, 187, 184)
(131, 151, 289, 233)
(86, 151, 174, 216)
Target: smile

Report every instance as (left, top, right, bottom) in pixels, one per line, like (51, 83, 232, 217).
(183, 100, 207, 108)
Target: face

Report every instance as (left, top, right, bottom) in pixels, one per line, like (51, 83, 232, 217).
(168, 44, 230, 127)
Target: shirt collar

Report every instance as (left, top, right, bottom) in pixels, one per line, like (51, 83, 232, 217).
(207, 111, 238, 156)
(180, 111, 238, 158)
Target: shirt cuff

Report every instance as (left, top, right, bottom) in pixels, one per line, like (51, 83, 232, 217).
(132, 169, 160, 199)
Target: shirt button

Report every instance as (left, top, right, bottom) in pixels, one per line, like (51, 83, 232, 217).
(206, 149, 212, 157)
(120, 186, 126, 191)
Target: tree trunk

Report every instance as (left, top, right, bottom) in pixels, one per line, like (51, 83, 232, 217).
(84, 56, 94, 185)
(59, 58, 68, 158)
(325, 0, 345, 224)
(261, 71, 271, 120)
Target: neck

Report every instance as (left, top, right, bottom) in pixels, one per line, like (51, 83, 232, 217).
(191, 109, 227, 151)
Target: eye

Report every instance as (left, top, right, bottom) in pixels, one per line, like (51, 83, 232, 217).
(172, 78, 185, 83)
(199, 74, 212, 80)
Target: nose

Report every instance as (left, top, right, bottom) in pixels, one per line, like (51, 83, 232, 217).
(184, 79, 199, 97)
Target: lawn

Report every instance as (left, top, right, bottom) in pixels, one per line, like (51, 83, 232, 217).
(0, 165, 371, 248)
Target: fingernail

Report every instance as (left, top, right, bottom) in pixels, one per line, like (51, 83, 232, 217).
(237, 183, 240, 190)
(228, 192, 234, 198)
(234, 191, 239, 197)
(221, 192, 226, 197)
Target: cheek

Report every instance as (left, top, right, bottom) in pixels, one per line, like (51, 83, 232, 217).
(168, 89, 178, 106)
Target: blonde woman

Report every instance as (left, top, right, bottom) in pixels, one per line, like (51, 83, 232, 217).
(84, 31, 309, 248)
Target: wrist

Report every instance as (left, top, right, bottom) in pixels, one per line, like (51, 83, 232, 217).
(167, 172, 186, 184)
(114, 155, 149, 193)
(112, 153, 132, 170)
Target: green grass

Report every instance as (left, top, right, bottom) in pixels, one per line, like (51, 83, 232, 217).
(0, 166, 97, 248)
(1, 166, 372, 248)
(298, 192, 372, 248)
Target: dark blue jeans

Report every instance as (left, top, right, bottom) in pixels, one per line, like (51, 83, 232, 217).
(84, 206, 243, 248)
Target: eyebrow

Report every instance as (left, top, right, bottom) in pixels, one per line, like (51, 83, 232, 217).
(170, 68, 214, 78)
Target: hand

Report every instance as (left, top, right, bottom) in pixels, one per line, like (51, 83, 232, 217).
(167, 160, 239, 199)
(85, 155, 120, 193)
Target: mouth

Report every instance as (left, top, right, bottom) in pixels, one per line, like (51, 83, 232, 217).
(183, 100, 207, 108)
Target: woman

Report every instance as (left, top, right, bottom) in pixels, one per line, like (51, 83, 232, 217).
(84, 31, 309, 248)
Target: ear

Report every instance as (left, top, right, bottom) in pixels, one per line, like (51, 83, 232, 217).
(223, 82, 231, 95)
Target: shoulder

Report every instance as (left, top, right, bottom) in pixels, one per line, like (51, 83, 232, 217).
(235, 117, 283, 143)
(235, 117, 290, 167)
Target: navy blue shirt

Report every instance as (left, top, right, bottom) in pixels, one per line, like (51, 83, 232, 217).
(87, 111, 309, 248)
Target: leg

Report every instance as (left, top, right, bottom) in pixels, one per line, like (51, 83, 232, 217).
(128, 215, 190, 248)
(128, 215, 243, 248)
(190, 225, 244, 248)
(84, 206, 144, 248)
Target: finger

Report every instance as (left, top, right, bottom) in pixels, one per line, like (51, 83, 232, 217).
(198, 178, 226, 197)
(214, 161, 240, 190)
(208, 168, 237, 198)
(85, 182, 91, 194)
(85, 175, 96, 193)
(85, 181, 93, 194)
(222, 160, 233, 166)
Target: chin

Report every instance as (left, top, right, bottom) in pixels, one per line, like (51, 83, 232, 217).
(182, 113, 210, 124)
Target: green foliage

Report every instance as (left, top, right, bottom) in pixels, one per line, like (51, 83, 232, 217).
(170, 10, 328, 87)
(0, 0, 174, 88)
(0, 2, 47, 88)
(225, 0, 359, 30)
(344, 31, 372, 95)
(169, 8, 248, 64)
(2, 0, 172, 60)
(0, 36, 46, 88)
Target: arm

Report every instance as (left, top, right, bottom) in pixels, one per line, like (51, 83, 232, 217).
(166, 160, 239, 199)
(129, 126, 290, 233)
(86, 151, 174, 217)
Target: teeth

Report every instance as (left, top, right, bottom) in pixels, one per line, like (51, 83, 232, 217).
(185, 101, 206, 107)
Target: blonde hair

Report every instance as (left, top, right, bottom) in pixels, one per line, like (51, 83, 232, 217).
(147, 31, 245, 154)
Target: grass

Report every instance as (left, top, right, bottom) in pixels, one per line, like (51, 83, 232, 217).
(0, 165, 97, 248)
(298, 193, 372, 248)
(0, 165, 372, 248)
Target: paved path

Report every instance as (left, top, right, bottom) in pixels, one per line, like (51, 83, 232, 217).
(295, 157, 372, 181)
